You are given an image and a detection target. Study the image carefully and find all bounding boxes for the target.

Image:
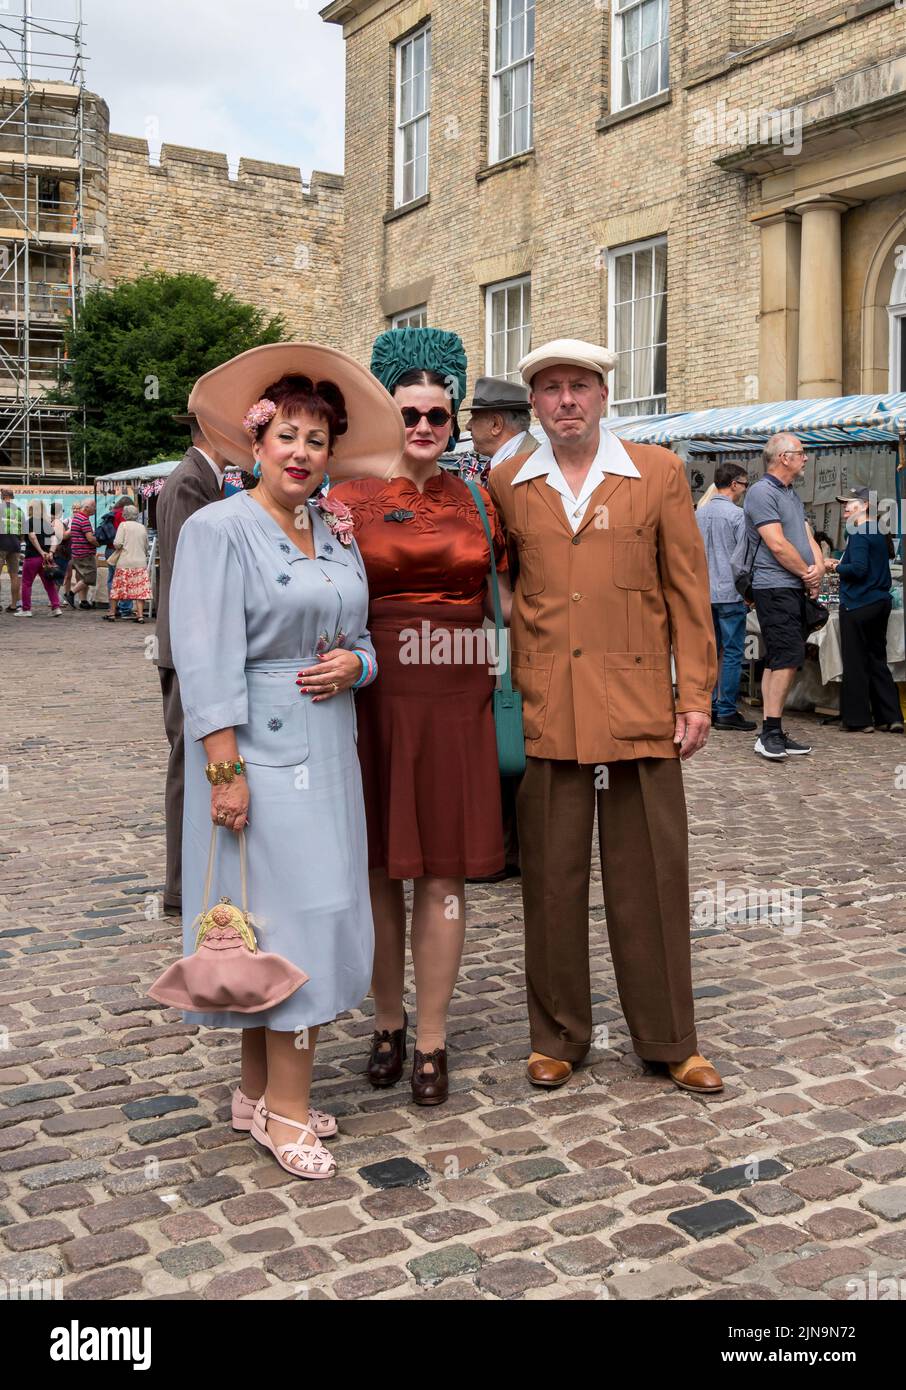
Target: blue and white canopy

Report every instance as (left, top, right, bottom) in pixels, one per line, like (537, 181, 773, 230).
(609, 394, 906, 454)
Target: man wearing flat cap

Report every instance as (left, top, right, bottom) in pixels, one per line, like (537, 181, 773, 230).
(155, 411, 230, 915)
(460, 376, 538, 487)
(487, 338, 722, 1094)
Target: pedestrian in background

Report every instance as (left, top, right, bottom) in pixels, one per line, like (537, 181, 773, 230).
(17, 501, 61, 617)
(0, 486, 24, 612)
(741, 433, 825, 761)
(69, 498, 99, 609)
(826, 488, 903, 733)
(696, 462, 756, 731)
(106, 504, 151, 623)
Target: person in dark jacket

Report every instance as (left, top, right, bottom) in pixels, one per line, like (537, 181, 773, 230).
(826, 488, 903, 732)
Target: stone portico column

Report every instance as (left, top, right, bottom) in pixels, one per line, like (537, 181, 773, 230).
(794, 198, 850, 398)
(755, 211, 801, 402)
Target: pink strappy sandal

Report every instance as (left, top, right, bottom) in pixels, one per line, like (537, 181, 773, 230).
(250, 1097, 336, 1180)
(231, 1086, 337, 1138)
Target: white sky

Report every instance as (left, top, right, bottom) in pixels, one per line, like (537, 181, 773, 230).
(8, 0, 347, 176)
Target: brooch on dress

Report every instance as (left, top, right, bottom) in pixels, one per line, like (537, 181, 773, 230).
(384, 509, 415, 523)
(316, 494, 355, 546)
(276, 573, 291, 586)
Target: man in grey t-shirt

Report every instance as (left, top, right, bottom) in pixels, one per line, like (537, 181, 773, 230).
(742, 433, 824, 761)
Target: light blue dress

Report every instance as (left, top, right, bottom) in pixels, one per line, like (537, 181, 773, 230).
(169, 489, 375, 1031)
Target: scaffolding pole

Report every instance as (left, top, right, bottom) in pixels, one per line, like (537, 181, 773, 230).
(0, 0, 90, 485)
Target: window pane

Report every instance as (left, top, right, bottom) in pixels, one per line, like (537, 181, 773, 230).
(622, 51, 639, 108)
(616, 301, 633, 350)
(635, 249, 652, 300)
(653, 291, 667, 347)
(499, 66, 514, 117)
(526, 0, 535, 51)
(635, 346, 653, 396)
(615, 254, 633, 304)
(653, 343, 667, 396)
(514, 102, 529, 157)
(497, 11, 510, 70)
(507, 283, 522, 323)
(615, 353, 632, 401)
(492, 289, 506, 338)
(640, 43, 659, 101)
(653, 242, 667, 293)
(623, 8, 640, 56)
(641, 0, 659, 47)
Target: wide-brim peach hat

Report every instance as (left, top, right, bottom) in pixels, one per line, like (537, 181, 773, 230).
(188, 343, 405, 479)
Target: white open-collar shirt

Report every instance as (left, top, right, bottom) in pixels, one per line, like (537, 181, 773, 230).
(511, 423, 641, 531)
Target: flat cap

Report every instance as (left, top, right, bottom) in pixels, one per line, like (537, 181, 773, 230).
(518, 338, 617, 386)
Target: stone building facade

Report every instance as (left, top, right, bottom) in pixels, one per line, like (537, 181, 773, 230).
(101, 138, 344, 343)
(322, 0, 906, 414)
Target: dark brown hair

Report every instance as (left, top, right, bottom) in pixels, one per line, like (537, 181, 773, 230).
(255, 374, 348, 447)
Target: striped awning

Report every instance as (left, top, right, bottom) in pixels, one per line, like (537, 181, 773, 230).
(611, 395, 906, 453)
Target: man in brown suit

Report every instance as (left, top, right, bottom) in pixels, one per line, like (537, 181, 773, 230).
(487, 339, 723, 1094)
(155, 415, 229, 914)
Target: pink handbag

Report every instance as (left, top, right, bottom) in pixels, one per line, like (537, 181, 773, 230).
(148, 828, 309, 1014)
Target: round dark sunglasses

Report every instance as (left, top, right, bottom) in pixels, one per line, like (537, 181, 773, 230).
(400, 406, 453, 429)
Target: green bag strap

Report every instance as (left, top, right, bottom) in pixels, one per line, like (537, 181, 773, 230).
(464, 478, 513, 696)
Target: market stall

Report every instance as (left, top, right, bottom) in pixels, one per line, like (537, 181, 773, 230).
(612, 394, 906, 715)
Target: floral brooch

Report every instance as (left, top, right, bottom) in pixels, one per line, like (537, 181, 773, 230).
(316, 493, 355, 547)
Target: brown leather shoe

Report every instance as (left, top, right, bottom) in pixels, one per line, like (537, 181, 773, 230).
(668, 1053, 723, 1094)
(411, 1046, 448, 1106)
(367, 1010, 408, 1088)
(526, 1053, 573, 1088)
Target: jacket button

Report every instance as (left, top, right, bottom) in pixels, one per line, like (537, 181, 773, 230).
(571, 536, 581, 546)
(636, 528, 642, 536)
(635, 655, 642, 663)
(573, 648, 582, 657)
(572, 592, 581, 601)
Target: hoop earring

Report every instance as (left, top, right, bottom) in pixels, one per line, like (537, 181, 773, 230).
(253, 461, 261, 479)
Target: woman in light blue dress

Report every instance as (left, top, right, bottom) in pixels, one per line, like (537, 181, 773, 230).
(169, 346, 403, 1180)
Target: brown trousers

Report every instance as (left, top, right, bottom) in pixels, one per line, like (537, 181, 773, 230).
(158, 666, 184, 910)
(517, 756, 698, 1063)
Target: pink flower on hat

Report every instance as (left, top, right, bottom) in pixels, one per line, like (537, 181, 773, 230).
(242, 398, 277, 436)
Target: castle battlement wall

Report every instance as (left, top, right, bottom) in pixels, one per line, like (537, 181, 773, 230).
(101, 135, 344, 344)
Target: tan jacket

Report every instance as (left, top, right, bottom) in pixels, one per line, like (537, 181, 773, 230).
(487, 441, 717, 764)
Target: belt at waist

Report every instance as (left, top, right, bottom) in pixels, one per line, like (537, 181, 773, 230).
(245, 657, 320, 671)
(368, 600, 485, 626)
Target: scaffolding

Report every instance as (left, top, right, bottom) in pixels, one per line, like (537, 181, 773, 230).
(0, 1, 99, 484)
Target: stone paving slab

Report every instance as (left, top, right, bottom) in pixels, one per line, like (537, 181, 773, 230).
(0, 594, 905, 1300)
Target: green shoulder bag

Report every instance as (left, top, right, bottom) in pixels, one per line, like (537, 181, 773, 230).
(464, 479, 526, 777)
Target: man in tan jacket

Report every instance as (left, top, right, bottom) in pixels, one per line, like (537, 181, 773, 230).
(487, 339, 723, 1094)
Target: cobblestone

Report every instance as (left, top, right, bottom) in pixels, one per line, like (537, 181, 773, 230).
(2, 616, 906, 1299)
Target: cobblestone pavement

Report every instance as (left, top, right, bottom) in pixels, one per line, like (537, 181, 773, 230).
(1, 593, 905, 1303)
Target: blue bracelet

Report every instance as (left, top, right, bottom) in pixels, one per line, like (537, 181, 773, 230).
(351, 649, 373, 689)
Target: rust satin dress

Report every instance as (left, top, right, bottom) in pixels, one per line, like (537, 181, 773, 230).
(330, 469, 507, 878)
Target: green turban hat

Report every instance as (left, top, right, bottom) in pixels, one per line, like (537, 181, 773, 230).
(370, 327, 468, 410)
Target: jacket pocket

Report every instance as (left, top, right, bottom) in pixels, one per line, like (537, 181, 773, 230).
(516, 540, 545, 596)
(604, 651, 675, 740)
(612, 525, 657, 590)
(237, 670, 310, 767)
(511, 650, 554, 740)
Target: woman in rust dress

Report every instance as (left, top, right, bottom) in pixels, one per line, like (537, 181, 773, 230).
(331, 328, 506, 1104)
